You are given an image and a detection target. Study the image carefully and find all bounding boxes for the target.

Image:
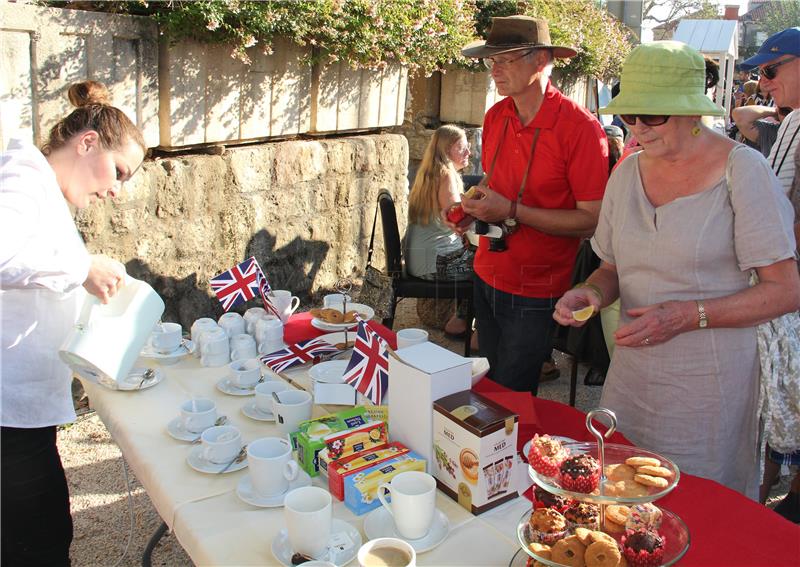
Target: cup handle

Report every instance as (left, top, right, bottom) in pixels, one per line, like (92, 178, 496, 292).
(377, 483, 393, 517)
(284, 459, 299, 482)
(231, 348, 241, 361)
(289, 296, 300, 314)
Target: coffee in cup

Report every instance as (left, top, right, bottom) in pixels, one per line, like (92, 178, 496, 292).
(358, 538, 416, 567)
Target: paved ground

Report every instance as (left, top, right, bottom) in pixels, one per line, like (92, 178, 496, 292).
(61, 299, 792, 566)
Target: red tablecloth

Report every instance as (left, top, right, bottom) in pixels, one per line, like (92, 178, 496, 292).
(287, 314, 800, 566)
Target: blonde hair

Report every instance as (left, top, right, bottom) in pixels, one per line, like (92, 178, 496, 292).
(41, 80, 146, 156)
(408, 125, 465, 225)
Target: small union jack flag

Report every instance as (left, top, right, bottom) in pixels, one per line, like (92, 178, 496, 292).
(254, 262, 280, 318)
(342, 318, 389, 405)
(209, 257, 260, 311)
(260, 337, 340, 373)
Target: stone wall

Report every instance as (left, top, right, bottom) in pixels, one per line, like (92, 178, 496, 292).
(75, 134, 409, 328)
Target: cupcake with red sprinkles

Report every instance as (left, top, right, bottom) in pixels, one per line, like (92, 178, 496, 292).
(532, 485, 571, 512)
(563, 501, 600, 531)
(559, 454, 600, 493)
(528, 434, 569, 477)
(621, 528, 665, 566)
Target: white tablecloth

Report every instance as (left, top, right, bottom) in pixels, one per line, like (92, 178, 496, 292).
(79, 355, 528, 566)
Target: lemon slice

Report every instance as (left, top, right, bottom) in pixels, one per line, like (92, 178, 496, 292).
(572, 305, 595, 321)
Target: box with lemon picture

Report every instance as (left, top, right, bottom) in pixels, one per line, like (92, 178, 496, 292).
(290, 406, 369, 476)
(432, 390, 518, 514)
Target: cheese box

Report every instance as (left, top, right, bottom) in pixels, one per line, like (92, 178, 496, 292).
(343, 450, 426, 515)
(326, 442, 410, 501)
(433, 390, 518, 514)
(323, 420, 388, 463)
(290, 406, 368, 476)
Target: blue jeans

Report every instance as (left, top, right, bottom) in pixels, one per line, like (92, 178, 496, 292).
(473, 276, 557, 394)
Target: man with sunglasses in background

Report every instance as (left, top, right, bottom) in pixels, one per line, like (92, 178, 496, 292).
(452, 16, 608, 394)
(740, 26, 800, 524)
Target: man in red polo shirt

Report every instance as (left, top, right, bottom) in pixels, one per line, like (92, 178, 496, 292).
(459, 16, 608, 393)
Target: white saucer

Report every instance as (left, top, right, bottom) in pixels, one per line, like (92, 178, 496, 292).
(309, 360, 349, 384)
(187, 445, 248, 474)
(75, 367, 164, 391)
(216, 377, 257, 396)
(140, 339, 196, 361)
(363, 506, 450, 553)
(236, 470, 312, 507)
(271, 518, 361, 567)
(167, 416, 207, 442)
(241, 400, 274, 421)
(521, 435, 577, 462)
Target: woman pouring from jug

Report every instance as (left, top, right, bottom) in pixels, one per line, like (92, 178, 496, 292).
(0, 80, 146, 565)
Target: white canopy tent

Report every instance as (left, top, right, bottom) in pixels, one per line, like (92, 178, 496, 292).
(673, 19, 738, 127)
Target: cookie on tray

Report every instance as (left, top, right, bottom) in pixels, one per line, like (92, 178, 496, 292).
(550, 535, 587, 567)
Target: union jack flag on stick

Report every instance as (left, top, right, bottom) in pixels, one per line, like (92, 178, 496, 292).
(342, 317, 390, 405)
(209, 257, 260, 311)
(255, 263, 281, 318)
(260, 337, 340, 373)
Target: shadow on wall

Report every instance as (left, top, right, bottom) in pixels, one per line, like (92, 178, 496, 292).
(125, 228, 330, 329)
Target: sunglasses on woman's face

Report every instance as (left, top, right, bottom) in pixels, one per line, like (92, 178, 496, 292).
(620, 115, 671, 127)
(760, 56, 796, 80)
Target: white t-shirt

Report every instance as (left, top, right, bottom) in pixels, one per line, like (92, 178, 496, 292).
(1, 138, 91, 427)
(767, 109, 800, 194)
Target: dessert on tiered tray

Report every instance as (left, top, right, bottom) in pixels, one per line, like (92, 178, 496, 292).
(517, 409, 690, 567)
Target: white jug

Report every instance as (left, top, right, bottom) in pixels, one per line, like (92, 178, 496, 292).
(59, 277, 165, 388)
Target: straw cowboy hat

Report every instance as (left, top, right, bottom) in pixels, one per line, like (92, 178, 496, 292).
(461, 16, 577, 59)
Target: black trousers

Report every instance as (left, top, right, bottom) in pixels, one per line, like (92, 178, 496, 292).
(1, 426, 72, 567)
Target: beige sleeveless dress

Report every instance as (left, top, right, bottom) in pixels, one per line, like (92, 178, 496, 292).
(591, 146, 796, 499)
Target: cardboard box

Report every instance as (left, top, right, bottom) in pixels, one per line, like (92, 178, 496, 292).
(343, 450, 426, 515)
(326, 442, 409, 501)
(290, 407, 368, 476)
(388, 342, 471, 471)
(433, 390, 518, 514)
(323, 421, 388, 463)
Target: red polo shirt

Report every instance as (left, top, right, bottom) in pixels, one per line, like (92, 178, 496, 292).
(475, 81, 608, 298)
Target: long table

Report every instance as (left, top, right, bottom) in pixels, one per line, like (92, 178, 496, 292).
(79, 313, 800, 566)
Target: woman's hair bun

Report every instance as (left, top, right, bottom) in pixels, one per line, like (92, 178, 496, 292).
(67, 80, 111, 108)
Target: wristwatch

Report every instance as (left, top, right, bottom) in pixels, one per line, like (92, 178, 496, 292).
(696, 300, 708, 328)
(503, 200, 518, 230)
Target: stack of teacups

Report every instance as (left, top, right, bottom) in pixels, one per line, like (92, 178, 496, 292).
(230, 334, 258, 361)
(256, 315, 284, 355)
(244, 307, 268, 336)
(247, 437, 299, 498)
(180, 398, 217, 434)
(201, 425, 243, 465)
(191, 318, 219, 358)
(218, 312, 246, 339)
(199, 327, 230, 367)
(229, 358, 261, 390)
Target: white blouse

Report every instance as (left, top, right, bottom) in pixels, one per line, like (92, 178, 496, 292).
(1, 138, 91, 427)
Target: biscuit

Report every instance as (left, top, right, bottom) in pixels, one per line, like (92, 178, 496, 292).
(605, 463, 636, 482)
(625, 456, 661, 468)
(321, 308, 344, 323)
(528, 542, 551, 560)
(605, 505, 630, 526)
(550, 536, 587, 567)
(634, 473, 669, 489)
(588, 531, 617, 546)
(310, 308, 323, 318)
(635, 465, 672, 478)
(342, 310, 358, 323)
(573, 527, 593, 546)
(585, 540, 621, 567)
(605, 479, 649, 498)
(603, 516, 625, 534)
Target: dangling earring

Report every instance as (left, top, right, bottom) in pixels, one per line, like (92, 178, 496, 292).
(691, 123, 701, 137)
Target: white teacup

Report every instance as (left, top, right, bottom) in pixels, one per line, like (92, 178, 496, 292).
(377, 471, 436, 540)
(247, 437, 299, 497)
(190, 318, 218, 357)
(201, 425, 242, 464)
(180, 398, 217, 434)
(358, 538, 416, 567)
(269, 290, 300, 324)
(256, 315, 283, 346)
(244, 307, 268, 335)
(273, 390, 313, 437)
(218, 312, 246, 338)
(199, 327, 230, 366)
(396, 328, 429, 350)
(199, 327, 228, 353)
(323, 293, 352, 308)
(229, 358, 261, 388)
(284, 486, 332, 559)
(255, 380, 289, 413)
(150, 322, 182, 354)
(230, 333, 258, 361)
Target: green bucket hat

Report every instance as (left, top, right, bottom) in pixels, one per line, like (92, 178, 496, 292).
(600, 41, 724, 117)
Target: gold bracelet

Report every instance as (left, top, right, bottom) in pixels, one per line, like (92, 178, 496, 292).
(574, 282, 604, 305)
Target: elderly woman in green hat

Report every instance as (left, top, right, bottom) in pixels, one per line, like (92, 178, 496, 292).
(553, 41, 800, 499)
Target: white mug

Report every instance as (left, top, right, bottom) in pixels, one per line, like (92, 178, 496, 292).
(230, 333, 258, 361)
(256, 315, 283, 346)
(244, 307, 267, 335)
(270, 290, 300, 324)
(190, 318, 218, 357)
(323, 293, 352, 308)
(229, 358, 261, 388)
(201, 425, 242, 464)
(284, 486, 332, 559)
(255, 380, 289, 413)
(396, 328, 429, 350)
(273, 390, 313, 437)
(180, 398, 217, 434)
(377, 471, 436, 540)
(199, 327, 228, 354)
(247, 437, 299, 497)
(218, 312, 246, 338)
(357, 538, 416, 567)
(150, 322, 182, 354)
